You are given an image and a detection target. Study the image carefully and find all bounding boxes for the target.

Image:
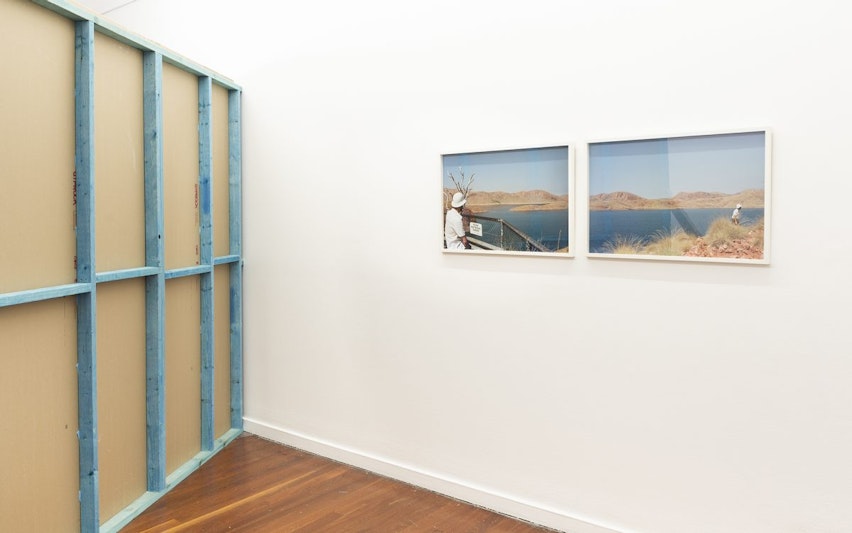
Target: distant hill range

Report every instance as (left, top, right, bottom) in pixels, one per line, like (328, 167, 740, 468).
(445, 189, 569, 212)
(589, 189, 764, 210)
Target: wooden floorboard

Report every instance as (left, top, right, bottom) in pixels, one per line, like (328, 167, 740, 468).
(120, 433, 556, 532)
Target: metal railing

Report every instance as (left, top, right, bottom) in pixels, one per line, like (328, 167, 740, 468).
(464, 214, 549, 252)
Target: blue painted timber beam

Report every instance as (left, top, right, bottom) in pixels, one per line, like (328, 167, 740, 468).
(199, 76, 215, 451)
(163, 265, 212, 280)
(228, 89, 244, 430)
(213, 254, 241, 265)
(75, 19, 99, 533)
(143, 50, 166, 493)
(0, 283, 91, 308)
(94, 267, 160, 284)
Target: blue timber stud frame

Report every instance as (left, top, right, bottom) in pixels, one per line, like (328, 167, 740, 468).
(229, 89, 244, 430)
(143, 49, 167, 495)
(0, 2, 245, 532)
(75, 19, 99, 533)
(199, 76, 215, 452)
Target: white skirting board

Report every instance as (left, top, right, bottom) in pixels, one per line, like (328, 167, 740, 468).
(243, 417, 623, 533)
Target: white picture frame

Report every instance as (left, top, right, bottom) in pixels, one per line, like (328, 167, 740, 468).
(587, 129, 772, 264)
(441, 144, 575, 258)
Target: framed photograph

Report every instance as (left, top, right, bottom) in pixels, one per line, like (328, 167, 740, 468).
(588, 130, 771, 264)
(442, 145, 573, 256)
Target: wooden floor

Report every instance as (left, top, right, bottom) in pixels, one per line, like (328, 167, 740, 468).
(121, 433, 556, 532)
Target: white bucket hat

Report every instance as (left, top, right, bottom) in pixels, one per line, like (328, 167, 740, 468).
(451, 192, 466, 208)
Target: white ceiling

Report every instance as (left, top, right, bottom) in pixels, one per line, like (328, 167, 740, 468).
(72, 0, 139, 14)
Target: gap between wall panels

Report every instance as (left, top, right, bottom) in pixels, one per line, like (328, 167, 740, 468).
(0, 1, 243, 532)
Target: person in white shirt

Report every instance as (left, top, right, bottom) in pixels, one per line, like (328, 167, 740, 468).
(731, 204, 742, 225)
(445, 192, 469, 250)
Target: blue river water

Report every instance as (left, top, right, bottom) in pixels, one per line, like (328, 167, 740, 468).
(589, 207, 764, 253)
(475, 206, 764, 253)
(476, 206, 570, 251)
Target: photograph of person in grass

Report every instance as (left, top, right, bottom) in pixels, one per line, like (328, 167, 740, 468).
(588, 130, 769, 263)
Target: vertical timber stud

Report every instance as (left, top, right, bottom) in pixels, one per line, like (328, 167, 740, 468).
(198, 77, 215, 451)
(75, 20, 99, 533)
(143, 51, 166, 492)
(228, 89, 244, 430)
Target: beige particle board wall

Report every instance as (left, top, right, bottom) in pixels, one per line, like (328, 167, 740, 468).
(165, 276, 202, 475)
(0, 0, 75, 293)
(214, 264, 232, 437)
(0, 298, 80, 532)
(96, 279, 147, 524)
(92, 33, 148, 523)
(1, 1, 241, 529)
(94, 33, 146, 272)
(163, 63, 201, 270)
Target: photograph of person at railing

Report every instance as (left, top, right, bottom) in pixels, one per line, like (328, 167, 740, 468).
(442, 146, 571, 254)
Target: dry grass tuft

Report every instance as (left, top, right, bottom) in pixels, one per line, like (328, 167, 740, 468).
(704, 217, 750, 246)
(601, 216, 765, 259)
(644, 229, 695, 256)
(602, 235, 646, 254)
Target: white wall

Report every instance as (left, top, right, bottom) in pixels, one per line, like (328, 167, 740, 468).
(83, 1, 852, 531)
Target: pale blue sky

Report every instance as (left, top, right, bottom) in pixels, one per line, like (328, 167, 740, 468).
(589, 131, 766, 198)
(443, 146, 569, 195)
